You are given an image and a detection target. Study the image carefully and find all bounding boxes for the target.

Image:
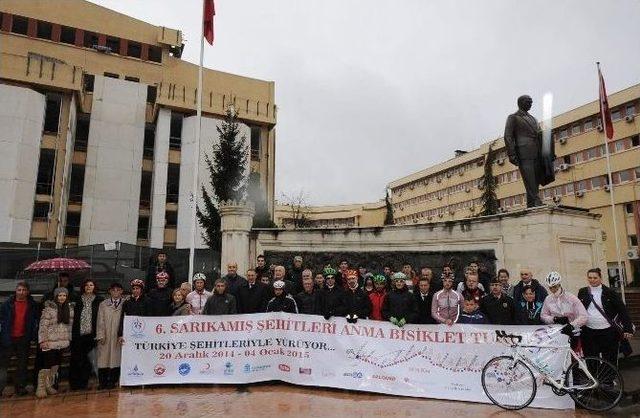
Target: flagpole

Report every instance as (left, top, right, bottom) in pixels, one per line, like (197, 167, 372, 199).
(597, 62, 626, 303)
(188, 3, 206, 285)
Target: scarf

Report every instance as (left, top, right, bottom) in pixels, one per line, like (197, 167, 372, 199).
(80, 293, 96, 335)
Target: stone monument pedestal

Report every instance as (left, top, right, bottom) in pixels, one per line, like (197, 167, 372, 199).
(218, 201, 255, 276)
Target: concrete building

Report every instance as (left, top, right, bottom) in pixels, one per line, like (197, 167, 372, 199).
(0, 0, 276, 249)
(388, 83, 640, 284)
(274, 201, 386, 229)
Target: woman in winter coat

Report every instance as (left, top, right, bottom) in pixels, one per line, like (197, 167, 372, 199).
(69, 279, 103, 390)
(37, 287, 74, 398)
(96, 282, 124, 389)
(382, 273, 418, 326)
(171, 288, 192, 316)
(541, 272, 588, 348)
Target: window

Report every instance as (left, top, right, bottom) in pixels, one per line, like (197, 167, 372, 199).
(554, 186, 564, 196)
(127, 41, 141, 58)
(615, 140, 625, 152)
(68, 164, 85, 203)
(565, 182, 574, 194)
(571, 124, 581, 135)
(635, 167, 640, 180)
(590, 176, 602, 189)
(169, 113, 183, 149)
(165, 210, 178, 227)
(139, 171, 152, 208)
(103, 72, 119, 79)
(559, 129, 568, 139)
(627, 104, 636, 116)
(625, 203, 634, 215)
(33, 202, 50, 221)
(143, 124, 155, 158)
(563, 155, 571, 164)
(146, 85, 157, 104)
(148, 46, 162, 63)
(74, 113, 90, 151)
(576, 180, 586, 191)
(65, 212, 81, 237)
(611, 109, 622, 121)
(36, 21, 52, 40)
(44, 94, 62, 133)
(584, 119, 593, 131)
(106, 36, 119, 53)
(585, 148, 597, 160)
(84, 31, 99, 48)
(250, 126, 261, 160)
(619, 170, 632, 183)
(82, 73, 94, 92)
(137, 216, 150, 239)
(543, 189, 552, 199)
(11, 15, 28, 35)
(36, 149, 56, 195)
(60, 26, 75, 44)
(631, 135, 639, 147)
(125, 76, 140, 82)
(630, 235, 638, 247)
(166, 164, 180, 203)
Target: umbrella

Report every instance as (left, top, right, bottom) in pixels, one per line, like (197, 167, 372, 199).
(25, 257, 91, 273)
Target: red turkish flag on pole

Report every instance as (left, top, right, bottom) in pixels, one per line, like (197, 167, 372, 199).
(203, 0, 215, 45)
(598, 63, 614, 140)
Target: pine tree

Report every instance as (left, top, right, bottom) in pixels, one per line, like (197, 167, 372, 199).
(480, 141, 500, 216)
(384, 188, 394, 225)
(196, 106, 249, 249)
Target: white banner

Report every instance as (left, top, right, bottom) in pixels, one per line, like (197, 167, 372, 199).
(120, 313, 573, 409)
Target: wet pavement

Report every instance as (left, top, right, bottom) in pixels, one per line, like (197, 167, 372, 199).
(3, 382, 639, 418)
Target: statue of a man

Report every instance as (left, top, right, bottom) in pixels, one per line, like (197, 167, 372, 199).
(504, 95, 555, 208)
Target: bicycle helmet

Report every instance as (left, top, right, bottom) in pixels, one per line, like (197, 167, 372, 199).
(193, 272, 207, 283)
(545, 271, 562, 287)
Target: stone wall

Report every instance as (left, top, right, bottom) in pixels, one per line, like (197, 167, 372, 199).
(251, 206, 606, 295)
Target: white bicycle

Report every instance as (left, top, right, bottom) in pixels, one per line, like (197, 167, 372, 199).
(481, 331, 624, 411)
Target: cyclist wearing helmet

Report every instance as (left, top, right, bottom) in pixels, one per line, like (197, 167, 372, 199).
(186, 273, 212, 315)
(541, 271, 588, 347)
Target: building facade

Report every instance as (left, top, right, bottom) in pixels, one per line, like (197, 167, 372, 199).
(274, 201, 386, 229)
(388, 84, 640, 284)
(0, 0, 276, 249)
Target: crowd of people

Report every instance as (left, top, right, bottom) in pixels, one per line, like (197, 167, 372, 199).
(0, 251, 635, 399)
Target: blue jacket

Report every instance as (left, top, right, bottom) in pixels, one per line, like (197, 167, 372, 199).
(457, 309, 488, 324)
(0, 295, 39, 346)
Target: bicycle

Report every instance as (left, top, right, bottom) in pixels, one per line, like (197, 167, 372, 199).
(481, 330, 624, 411)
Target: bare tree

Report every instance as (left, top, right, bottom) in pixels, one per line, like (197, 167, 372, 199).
(280, 190, 311, 229)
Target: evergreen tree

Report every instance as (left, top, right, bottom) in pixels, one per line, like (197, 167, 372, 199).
(196, 106, 249, 249)
(480, 141, 500, 216)
(384, 188, 394, 225)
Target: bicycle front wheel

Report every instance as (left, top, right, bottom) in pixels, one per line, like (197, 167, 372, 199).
(482, 355, 537, 410)
(565, 356, 624, 411)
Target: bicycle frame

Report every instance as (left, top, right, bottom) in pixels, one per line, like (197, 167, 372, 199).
(506, 344, 599, 392)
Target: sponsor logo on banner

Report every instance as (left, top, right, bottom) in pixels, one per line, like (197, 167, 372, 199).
(243, 364, 271, 374)
(372, 374, 396, 382)
(199, 363, 214, 375)
(127, 365, 144, 377)
(298, 367, 312, 375)
(278, 364, 291, 372)
(178, 363, 191, 376)
(322, 370, 336, 378)
(343, 371, 364, 379)
(154, 364, 166, 377)
(224, 362, 234, 376)
(130, 318, 145, 338)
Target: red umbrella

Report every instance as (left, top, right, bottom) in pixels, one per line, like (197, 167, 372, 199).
(25, 257, 91, 273)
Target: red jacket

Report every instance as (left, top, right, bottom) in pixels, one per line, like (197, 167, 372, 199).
(368, 290, 387, 320)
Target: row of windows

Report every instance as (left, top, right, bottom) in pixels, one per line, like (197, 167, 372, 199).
(392, 158, 484, 196)
(1, 13, 162, 63)
(555, 101, 637, 141)
(395, 198, 483, 223)
(393, 177, 482, 210)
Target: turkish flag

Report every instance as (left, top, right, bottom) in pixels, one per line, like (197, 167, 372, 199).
(598, 65, 614, 140)
(203, 0, 215, 45)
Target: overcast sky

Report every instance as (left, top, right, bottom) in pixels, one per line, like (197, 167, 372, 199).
(90, 0, 640, 205)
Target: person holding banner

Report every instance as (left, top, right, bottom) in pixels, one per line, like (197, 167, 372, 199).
(320, 266, 347, 320)
(149, 272, 173, 316)
(266, 281, 299, 313)
(186, 273, 212, 315)
(343, 271, 371, 323)
(295, 271, 322, 315)
(369, 274, 387, 321)
(480, 276, 515, 325)
(457, 295, 488, 324)
(431, 275, 460, 325)
(238, 269, 270, 314)
(96, 282, 124, 390)
(414, 277, 436, 324)
(119, 279, 151, 338)
(202, 279, 237, 315)
(382, 272, 418, 327)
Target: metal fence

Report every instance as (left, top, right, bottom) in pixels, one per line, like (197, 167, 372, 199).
(0, 242, 220, 295)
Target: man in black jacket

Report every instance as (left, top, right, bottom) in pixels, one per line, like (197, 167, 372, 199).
(481, 277, 516, 325)
(295, 271, 322, 315)
(222, 262, 247, 299)
(145, 251, 176, 291)
(320, 267, 346, 319)
(119, 279, 152, 338)
(343, 271, 371, 321)
(0, 282, 39, 396)
(238, 269, 270, 313)
(289, 256, 305, 293)
(203, 279, 237, 315)
(578, 268, 634, 362)
(148, 272, 173, 316)
(512, 268, 547, 306)
(383, 273, 418, 326)
(414, 277, 436, 324)
(266, 281, 298, 313)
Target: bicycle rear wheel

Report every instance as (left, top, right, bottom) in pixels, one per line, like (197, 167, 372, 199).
(482, 355, 537, 410)
(565, 356, 624, 411)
